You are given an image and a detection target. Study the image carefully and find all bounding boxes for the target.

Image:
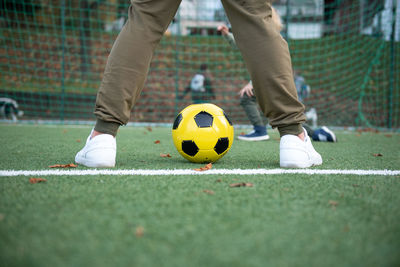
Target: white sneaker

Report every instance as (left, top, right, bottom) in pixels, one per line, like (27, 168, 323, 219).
(280, 128, 322, 168)
(75, 132, 116, 168)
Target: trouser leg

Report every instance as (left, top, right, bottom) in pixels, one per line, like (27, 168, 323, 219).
(221, 0, 306, 136)
(94, 0, 182, 135)
(240, 93, 266, 127)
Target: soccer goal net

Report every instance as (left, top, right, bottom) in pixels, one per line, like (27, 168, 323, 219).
(0, 0, 399, 129)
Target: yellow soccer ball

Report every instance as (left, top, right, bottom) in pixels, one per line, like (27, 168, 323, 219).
(172, 103, 234, 163)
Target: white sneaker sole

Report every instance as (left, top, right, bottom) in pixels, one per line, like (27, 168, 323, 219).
(280, 148, 315, 168)
(280, 159, 319, 168)
(237, 135, 270, 141)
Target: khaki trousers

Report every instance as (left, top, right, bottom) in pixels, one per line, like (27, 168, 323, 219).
(94, 0, 305, 137)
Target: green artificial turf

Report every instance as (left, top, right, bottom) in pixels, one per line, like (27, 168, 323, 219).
(0, 124, 399, 267)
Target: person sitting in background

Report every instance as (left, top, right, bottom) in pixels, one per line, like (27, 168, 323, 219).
(179, 63, 215, 104)
(0, 97, 24, 122)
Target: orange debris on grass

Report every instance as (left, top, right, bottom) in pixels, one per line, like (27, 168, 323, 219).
(49, 163, 77, 168)
(194, 163, 212, 171)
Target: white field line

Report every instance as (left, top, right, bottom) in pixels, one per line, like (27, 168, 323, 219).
(0, 168, 399, 177)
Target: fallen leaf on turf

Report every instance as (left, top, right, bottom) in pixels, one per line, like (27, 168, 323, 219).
(203, 189, 215, 195)
(216, 179, 222, 183)
(329, 200, 338, 209)
(229, 182, 253, 188)
(384, 134, 392, 138)
(154, 140, 160, 144)
(372, 153, 383, 157)
(49, 163, 77, 168)
(29, 178, 47, 184)
(357, 128, 379, 133)
(146, 126, 152, 132)
(135, 226, 144, 237)
(194, 163, 212, 171)
(160, 153, 171, 158)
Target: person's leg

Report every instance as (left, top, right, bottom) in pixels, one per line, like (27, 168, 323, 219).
(76, 0, 182, 167)
(238, 93, 269, 141)
(94, 0, 182, 136)
(305, 108, 318, 128)
(303, 124, 314, 137)
(240, 93, 265, 128)
(221, 0, 305, 137)
(221, 0, 321, 167)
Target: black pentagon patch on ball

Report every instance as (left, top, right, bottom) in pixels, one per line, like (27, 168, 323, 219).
(214, 137, 229, 155)
(223, 112, 233, 126)
(182, 140, 199, 156)
(173, 113, 182, 130)
(194, 111, 213, 128)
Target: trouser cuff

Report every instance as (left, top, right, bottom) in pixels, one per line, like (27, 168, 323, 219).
(94, 119, 120, 137)
(278, 124, 303, 137)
